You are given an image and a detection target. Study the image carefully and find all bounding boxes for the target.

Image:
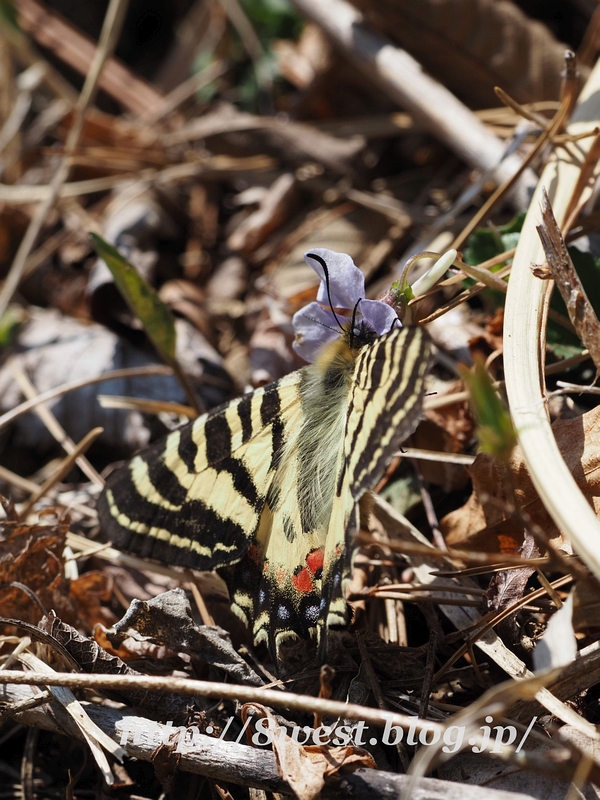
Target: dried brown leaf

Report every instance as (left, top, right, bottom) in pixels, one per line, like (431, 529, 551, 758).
(39, 612, 192, 720)
(441, 405, 600, 552)
(0, 515, 75, 624)
(242, 704, 375, 800)
(486, 534, 539, 615)
(227, 173, 298, 256)
(69, 571, 114, 629)
(105, 589, 263, 686)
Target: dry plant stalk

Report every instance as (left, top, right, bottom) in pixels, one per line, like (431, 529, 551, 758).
(536, 188, 600, 373)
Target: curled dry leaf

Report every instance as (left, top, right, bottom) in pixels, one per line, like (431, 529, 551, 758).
(273, 23, 331, 89)
(0, 513, 75, 624)
(227, 173, 298, 257)
(242, 704, 376, 800)
(39, 611, 193, 721)
(69, 570, 114, 629)
(485, 533, 539, 650)
(105, 588, 263, 686)
(441, 404, 600, 553)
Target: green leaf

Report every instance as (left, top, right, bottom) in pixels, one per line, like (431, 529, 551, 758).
(90, 233, 177, 364)
(0, 1, 20, 32)
(463, 213, 525, 268)
(461, 357, 516, 463)
(463, 212, 525, 267)
(0, 305, 23, 348)
(239, 0, 303, 39)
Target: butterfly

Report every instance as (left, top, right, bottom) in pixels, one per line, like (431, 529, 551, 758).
(97, 249, 432, 657)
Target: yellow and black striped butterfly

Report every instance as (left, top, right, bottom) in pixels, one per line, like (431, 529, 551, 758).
(97, 250, 432, 657)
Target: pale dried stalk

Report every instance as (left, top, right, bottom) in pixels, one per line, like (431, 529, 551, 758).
(2, 683, 536, 800)
(9, 361, 103, 486)
(20, 427, 103, 517)
(18, 652, 125, 784)
(503, 58, 600, 584)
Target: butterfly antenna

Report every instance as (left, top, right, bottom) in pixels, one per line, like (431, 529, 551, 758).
(301, 314, 339, 333)
(349, 298, 362, 349)
(306, 252, 344, 332)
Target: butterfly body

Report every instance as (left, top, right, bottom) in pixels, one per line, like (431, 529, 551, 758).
(98, 317, 431, 656)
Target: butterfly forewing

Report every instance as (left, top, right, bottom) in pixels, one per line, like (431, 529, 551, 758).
(98, 371, 303, 571)
(319, 326, 432, 638)
(345, 325, 432, 500)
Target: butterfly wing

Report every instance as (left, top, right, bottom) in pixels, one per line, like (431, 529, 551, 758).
(98, 370, 304, 572)
(319, 325, 433, 640)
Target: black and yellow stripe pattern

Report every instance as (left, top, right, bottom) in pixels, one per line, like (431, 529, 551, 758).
(98, 324, 432, 655)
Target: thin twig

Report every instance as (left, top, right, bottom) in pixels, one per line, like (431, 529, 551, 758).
(20, 427, 104, 518)
(537, 187, 600, 372)
(0, 365, 172, 433)
(0, 669, 443, 734)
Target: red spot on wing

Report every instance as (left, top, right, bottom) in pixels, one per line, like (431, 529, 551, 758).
(292, 567, 314, 593)
(306, 548, 324, 575)
(292, 549, 325, 594)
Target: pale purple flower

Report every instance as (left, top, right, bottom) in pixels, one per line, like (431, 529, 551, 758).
(292, 249, 399, 363)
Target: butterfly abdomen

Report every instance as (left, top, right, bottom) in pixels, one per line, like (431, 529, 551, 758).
(291, 333, 360, 535)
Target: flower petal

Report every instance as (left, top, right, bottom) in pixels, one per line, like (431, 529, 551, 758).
(304, 249, 365, 310)
(292, 301, 341, 362)
(358, 299, 400, 337)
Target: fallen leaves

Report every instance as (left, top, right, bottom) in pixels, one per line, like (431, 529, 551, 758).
(242, 704, 376, 800)
(441, 404, 600, 553)
(0, 510, 73, 624)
